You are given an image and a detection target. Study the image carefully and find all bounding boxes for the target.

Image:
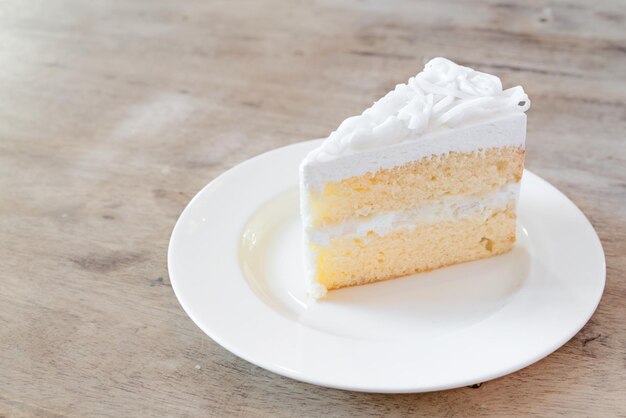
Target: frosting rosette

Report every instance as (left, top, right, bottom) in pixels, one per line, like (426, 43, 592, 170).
(317, 57, 530, 161)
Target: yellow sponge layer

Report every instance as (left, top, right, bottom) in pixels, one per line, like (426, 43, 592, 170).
(309, 147, 524, 227)
(313, 205, 516, 290)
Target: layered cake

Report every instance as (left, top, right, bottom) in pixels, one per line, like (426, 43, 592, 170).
(300, 57, 530, 299)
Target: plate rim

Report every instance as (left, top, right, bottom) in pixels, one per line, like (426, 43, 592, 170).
(168, 140, 606, 393)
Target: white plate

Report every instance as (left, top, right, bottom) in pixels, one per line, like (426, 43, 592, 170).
(168, 140, 605, 393)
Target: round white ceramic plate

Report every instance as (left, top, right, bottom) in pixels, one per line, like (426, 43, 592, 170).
(168, 140, 605, 393)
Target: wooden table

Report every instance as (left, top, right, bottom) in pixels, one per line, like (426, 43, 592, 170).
(2, 0, 624, 416)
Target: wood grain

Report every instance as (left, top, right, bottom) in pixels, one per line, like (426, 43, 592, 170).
(1, 0, 625, 416)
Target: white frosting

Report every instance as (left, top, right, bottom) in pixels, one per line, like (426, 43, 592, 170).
(306, 280, 328, 300)
(313, 57, 529, 162)
(307, 184, 519, 246)
(302, 112, 527, 192)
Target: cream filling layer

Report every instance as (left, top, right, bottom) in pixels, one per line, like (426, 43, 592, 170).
(306, 183, 519, 246)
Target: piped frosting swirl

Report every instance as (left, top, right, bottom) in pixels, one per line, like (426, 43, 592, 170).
(316, 57, 530, 161)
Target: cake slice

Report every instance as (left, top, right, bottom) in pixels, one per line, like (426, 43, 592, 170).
(300, 57, 530, 299)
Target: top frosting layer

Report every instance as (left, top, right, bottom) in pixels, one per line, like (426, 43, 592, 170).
(314, 57, 530, 162)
